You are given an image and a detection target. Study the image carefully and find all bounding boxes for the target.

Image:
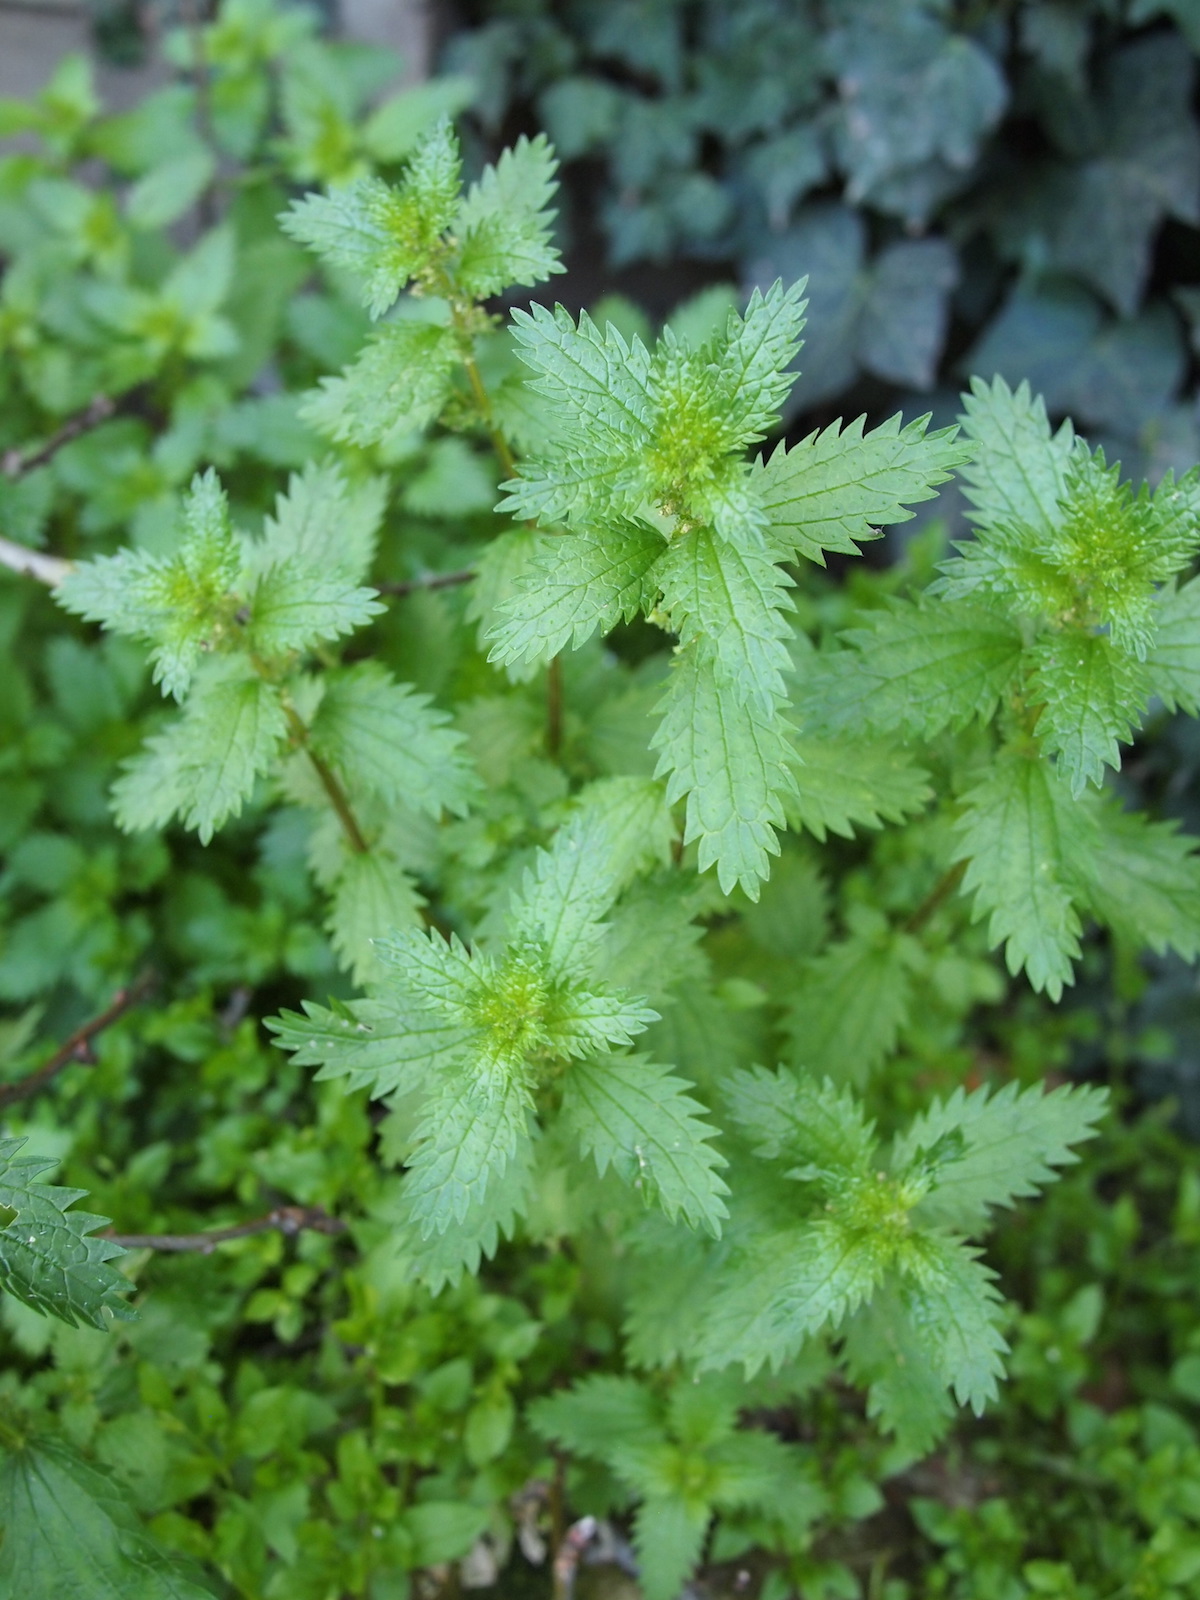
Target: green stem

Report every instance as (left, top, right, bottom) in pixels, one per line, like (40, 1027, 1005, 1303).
(546, 654, 564, 758)
(281, 699, 370, 855)
(904, 858, 968, 934)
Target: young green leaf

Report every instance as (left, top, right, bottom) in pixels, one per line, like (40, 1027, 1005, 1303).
(1148, 574, 1200, 714)
(957, 374, 1074, 540)
(1028, 632, 1150, 794)
(843, 1288, 955, 1457)
(712, 277, 808, 445)
(785, 733, 932, 841)
(724, 1066, 876, 1185)
(267, 996, 470, 1098)
(896, 1234, 1007, 1413)
(326, 850, 423, 986)
(401, 1071, 533, 1236)
(454, 132, 564, 298)
(633, 1499, 711, 1600)
(301, 319, 459, 446)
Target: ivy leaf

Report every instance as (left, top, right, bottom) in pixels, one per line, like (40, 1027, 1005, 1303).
(486, 521, 665, 667)
(0, 1436, 214, 1598)
(755, 412, 969, 565)
(560, 1054, 729, 1233)
(301, 319, 459, 446)
(1029, 632, 1151, 794)
(0, 1138, 133, 1329)
(112, 662, 288, 844)
(652, 641, 795, 897)
(953, 753, 1083, 999)
(454, 133, 565, 298)
(893, 1080, 1109, 1233)
(309, 662, 474, 817)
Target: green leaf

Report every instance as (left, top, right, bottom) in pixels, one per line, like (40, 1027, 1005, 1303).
(713, 278, 808, 445)
(809, 598, 1024, 738)
(953, 752, 1082, 999)
(781, 910, 917, 1085)
(1029, 632, 1150, 794)
(56, 469, 241, 700)
(454, 133, 565, 298)
(361, 75, 476, 163)
(309, 662, 474, 818)
(785, 733, 932, 841)
(1070, 798, 1200, 960)
(633, 1497, 712, 1600)
(402, 1071, 532, 1236)
(405, 1501, 491, 1567)
(843, 1288, 955, 1457)
(249, 565, 381, 659)
(724, 1066, 875, 1186)
(0, 1436, 213, 1598)
(957, 375, 1075, 541)
(1148, 574, 1200, 714)
(267, 996, 470, 1098)
(402, 1133, 536, 1293)
(530, 1375, 662, 1458)
(280, 121, 462, 317)
(657, 527, 794, 715)
(897, 1234, 1008, 1413)
(561, 1055, 729, 1233)
(652, 641, 795, 896)
(697, 1221, 889, 1375)
(112, 662, 288, 844)
(544, 990, 658, 1060)
(301, 318, 459, 446)
(893, 1080, 1109, 1233)
(254, 463, 386, 589)
(487, 521, 665, 667)
(755, 412, 969, 564)
(0, 1138, 132, 1328)
(326, 850, 423, 986)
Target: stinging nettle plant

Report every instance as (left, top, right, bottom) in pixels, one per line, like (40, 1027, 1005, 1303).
(12, 108, 1200, 1596)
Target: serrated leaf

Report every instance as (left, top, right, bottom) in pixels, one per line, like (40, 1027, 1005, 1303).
(401, 1132, 536, 1293)
(301, 319, 459, 446)
(1148, 575, 1200, 714)
(782, 912, 917, 1085)
(755, 412, 969, 565)
(808, 598, 1024, 739)
(1029, 631, 1150, 794)
(1071, 797, 1200, 960)
(486, 521, 664, 667)
(633, 1497, 711, 1600)
(249, 566, 382, 659)
(894, 1080, 1108, 1233)
(254, 463, 386, 589)
(843, 1288, 955, 1457)
(402, 1071, 532, 1236)
(652, 641, 795, 897)
(507, 805, 629, 979)
(454, 133, 564, 298)
(309, 662, 474, 818)
(0, 1437, 213, 1599)
(112, 662, 288, 844)
(326, 850, 423, 986)
(657, 527, 794, 715)
(897, 1234, 1007, 1413)
(530, 1375, 662, 1458)
(957, 375, 1075, 541)
(267, 996, 469, 1099)
(725, 1066, 875, 1186)
(713, 278, 808, 445)
(785, 733, 932, 841)
(545, 990, 658, 1059)
(953, 753, 1082, 999)
(561, 1055, 728, 1233)
(0, 1138, 132, 1328)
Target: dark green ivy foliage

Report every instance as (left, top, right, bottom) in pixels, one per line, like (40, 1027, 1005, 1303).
(445, 0, 1200, 485)
(4, 5, 1200, 1598)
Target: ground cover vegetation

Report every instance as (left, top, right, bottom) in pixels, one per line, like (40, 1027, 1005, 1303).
(2, 2, 1200, 1596)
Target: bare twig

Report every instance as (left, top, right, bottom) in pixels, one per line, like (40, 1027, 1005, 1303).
(375, 568, 476, 598)
(0, 971, 156, 1112)
(0, 537, 72, 587)
(2, 395, 116, 481)
(103, 1204, 347, 1252)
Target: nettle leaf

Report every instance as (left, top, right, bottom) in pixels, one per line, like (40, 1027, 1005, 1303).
(711, 277, 808, 445)
(1072, 797, 1200, 960)
(0, 1436, 213, 1599)
(249, 564, 382, 659)
(281, 120, 462, 317)
(255, 463, 386, 590)
(530, 1375, 662, 1459)
(326, 850, 423, 986)
(487, 520, 665, 667)
(302, 318, 459, 446)
(401, 1072, 534, 1237)
(1148, 574, 1200, 714)
(402, 1133, 536, 1292)
(560, 1054, 729, 1233)
(725, 1065, 875, 1184)
(785, 733, 932, 841)
(652, 641, 795, 896)
(1029, 631, 1151, 794)
(657, 527, 794, 715)
(633, 1499, 712, 1600)
(0, 1138, 133, 1328)
(893, 1080, 1108, 1233)
(808, 599, 1024, 739)
(112, 660, 288, 844)
(953, 752, 1082, 999)
(782, 910, 918, 1085)
(57, 468, 241, 700)
(897, 1235, 1007, 1414)
(755, 412, 970, 565)
(957, 375, 1075, 542)
(843, 1287, 955, 1457)
(454, 132, 565, 298)
(309, 662, 475, 817)
(268, 996, 469, 1099)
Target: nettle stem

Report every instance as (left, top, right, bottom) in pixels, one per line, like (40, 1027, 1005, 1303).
(904, 858, 968, 934)
(280, 699, 370, 855)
